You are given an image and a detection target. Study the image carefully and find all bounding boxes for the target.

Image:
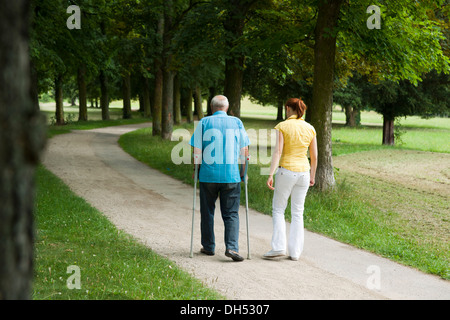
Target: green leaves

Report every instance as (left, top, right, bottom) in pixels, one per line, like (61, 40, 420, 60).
(338, 0, 450, 85)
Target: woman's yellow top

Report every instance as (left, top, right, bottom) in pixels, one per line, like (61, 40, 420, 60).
(275, 115, 316, 172)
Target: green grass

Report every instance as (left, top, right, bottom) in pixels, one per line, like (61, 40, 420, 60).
(331, 124, 450, 154)
(118, 117, 449, 280)
(33, 165, 223, 300)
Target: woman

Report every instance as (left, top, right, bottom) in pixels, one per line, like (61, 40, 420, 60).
(264, 98, 318, 261)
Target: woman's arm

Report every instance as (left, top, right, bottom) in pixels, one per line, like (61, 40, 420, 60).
(267, 130, 284, 190)
(309, 137, 318, 186)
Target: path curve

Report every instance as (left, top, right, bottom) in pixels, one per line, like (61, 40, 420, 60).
(42, 123, 450, 300)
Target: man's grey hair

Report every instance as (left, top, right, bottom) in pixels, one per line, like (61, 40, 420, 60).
(211, 95, 229, 112)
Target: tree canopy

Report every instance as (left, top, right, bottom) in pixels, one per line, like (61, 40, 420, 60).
(30, 0, 449, 190)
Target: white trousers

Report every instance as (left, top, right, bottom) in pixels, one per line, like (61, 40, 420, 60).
(271, 167, 310, 259)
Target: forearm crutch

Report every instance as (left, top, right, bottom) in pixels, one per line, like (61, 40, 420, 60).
(244, 155, 251, 259)
(190, 154, 200, 258)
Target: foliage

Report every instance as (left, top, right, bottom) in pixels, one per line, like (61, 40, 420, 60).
(337, 0, 450, 85)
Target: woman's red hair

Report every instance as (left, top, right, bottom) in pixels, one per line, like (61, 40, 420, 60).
(286, 98, 307, 119)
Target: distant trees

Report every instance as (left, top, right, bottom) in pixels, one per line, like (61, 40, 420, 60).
(362, 71, 450, 145)
(30, 0, 449, 189)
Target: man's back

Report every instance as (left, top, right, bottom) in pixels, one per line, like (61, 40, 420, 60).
(190, 110, 249, 183)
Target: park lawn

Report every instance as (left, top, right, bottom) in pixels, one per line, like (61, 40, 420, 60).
(118, 117, 449, 280)
(33, 165, 223, 300)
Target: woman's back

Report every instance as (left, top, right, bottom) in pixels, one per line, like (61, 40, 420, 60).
(275, 116, 316, 172)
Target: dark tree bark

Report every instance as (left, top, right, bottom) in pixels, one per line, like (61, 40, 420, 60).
(344, 106, 360, 127)
(99, 70, 110, 120)
(54, 74, 64, 125)
(153, 66, 163, 135)
(181, 88, 193, 123)
(152, 15, 164, 136)
(310, 0, 344, 191)
(173, 74, 181, 124)
(30, 60, 39, 111)
(382, 116, 395, 145)
(0, 0, 46, 300)
(276, 100, 284, 121)
(224, 56, 244, 117)
(142, 76, 151, 118)
(222, 0, 257, 118)
(206, 87, 216, 116)
(161, 69, 174, 139)
(122, 72, 132, 119)
(138, 93, 144, 112)
(194, 85, 204, 120)
(77, 64, 87, 121)
(161, 0, 174, 140)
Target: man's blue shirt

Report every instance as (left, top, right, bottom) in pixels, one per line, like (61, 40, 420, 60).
(189, 111, 250, 183)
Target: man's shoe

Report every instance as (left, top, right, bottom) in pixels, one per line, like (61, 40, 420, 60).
(200, 248, 215, 256)
(225, 249, 244, 262)
(263, 250, 286, 259)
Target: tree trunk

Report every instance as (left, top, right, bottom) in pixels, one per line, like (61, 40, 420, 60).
(182, 88, 193, 123)
(222, 0, 255, 118)
(224, 57, 244, 118)
(161, 0, 174, 140)
(54, 74, 64, 125)
(122, 72, 132, 119)
(174, 74, 181, 124)
(161, 69, 174, 140)
(77, 64, 87, 121)
(276, 99, 284, 120)
(30, 60, 39, 111)
(0, 0, 46, 300)
(152, 15, 164, 136)
(194, 85, 204, 120)
(344, 106, 360, 127)
(99, 70, 109, 120)
(207, 86, 216, 116)
(382, 116, 395, 145)
(142, 76, 151, 118)
(138, 94, 144, 112)
(153, 67, 163, 135)
(310, 0, 343, 191)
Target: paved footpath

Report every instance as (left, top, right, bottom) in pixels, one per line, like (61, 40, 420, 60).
(42, 123, 450, 300)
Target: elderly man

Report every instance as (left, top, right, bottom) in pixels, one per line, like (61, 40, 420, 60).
(189, 95, 250, 261)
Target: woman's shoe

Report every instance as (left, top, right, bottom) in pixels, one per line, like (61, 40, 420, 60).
(263, 250, 286, 259)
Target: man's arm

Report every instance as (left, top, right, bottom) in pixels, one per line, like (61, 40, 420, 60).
(192, 147, 202, 179)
